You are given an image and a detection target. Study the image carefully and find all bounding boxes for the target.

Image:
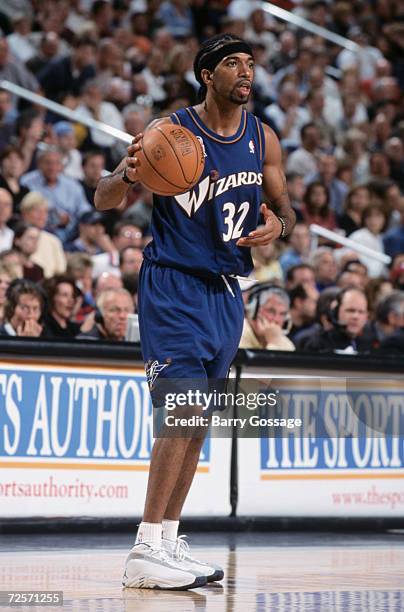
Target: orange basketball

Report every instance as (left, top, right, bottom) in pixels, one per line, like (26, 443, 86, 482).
(136, 124, 205, 196)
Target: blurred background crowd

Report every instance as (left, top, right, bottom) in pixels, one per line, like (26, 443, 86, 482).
(0, 0, 403, 353)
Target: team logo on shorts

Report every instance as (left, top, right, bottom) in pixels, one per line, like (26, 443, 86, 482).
(145, 359, 169, 388)
(249, 140, 255, 154)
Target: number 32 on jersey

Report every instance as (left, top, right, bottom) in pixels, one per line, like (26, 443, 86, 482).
(222, 201, 250, 242)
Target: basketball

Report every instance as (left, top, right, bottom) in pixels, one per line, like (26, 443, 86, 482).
(135, 124, 205, 196)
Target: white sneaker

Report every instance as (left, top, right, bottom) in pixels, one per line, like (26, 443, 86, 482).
(163, 536, 224, 582)
(122, 542, 207, 590)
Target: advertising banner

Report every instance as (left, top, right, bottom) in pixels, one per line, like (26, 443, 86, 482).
(0, 362, 231, 518)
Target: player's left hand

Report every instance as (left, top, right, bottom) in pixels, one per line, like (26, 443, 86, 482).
(236, 204, 282, 247)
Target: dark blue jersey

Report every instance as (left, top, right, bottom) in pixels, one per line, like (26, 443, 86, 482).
(143, 106, 266, 278)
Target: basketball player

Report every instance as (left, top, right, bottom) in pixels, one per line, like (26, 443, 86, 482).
(95, 34, 296, 590)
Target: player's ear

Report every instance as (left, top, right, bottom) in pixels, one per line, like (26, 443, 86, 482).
(201, 68, 212, 85)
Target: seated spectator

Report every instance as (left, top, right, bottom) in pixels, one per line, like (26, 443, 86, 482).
(301, 181, 337, 232)
(0, 89, 15, 155)
(294, 286, 339, 350)
(365, 277, 394, 317)
(77, 287, 133, 341)
(12, 222, 44, 282)
(251, 241, 282, 283)
(339, 259, 369, 289)
(372, 291, 404, 353)
(0, 249, 23, 278)
(20, 147, 91, 242)
(157, 0, 194, 38)
(119, 246, 144, 278)
(288, 283, 319, 342)
(0, 188, 14, 251)
(263, 82, 309, 147)
(0, 263, 13, 324)
(303, 287, 373, 353)
(337, 186, 371, 237)
(312, 247, 338, 291)
(38, 34, 96, 101)
(0, 278, 44, 337)
(80, 151, 106, 206)
(92, 220, 142, 278)
(19, 191, 66, 278)
(286, 122, 321, 177)
(305, 154, 348, 215)
(279, 223, 311, 278)
(337, 269, 364, 290)
(349, 204, 388, 278)
(66, 252, 94, 322)
(0, 36, 39, 112)
(66, 210, 113, 255)
(13, 109, 45, 174)
(285, 263, 316, 290)
(285, 172, 305, 220)
(26, 31, 61, 76)
(384, 201, 404, 259)
(42, 275, 81, 338)
(240, 284, 295, 351)
(0, 146, 30, 213)
(53, 121, 84, 181)
(385, 137, 404, 192)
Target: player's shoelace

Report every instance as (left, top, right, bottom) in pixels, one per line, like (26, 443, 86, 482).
(136, 542, 172, 562)
(173, 535, 197, 562)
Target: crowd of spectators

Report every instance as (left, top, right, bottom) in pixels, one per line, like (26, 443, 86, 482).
(0, 0, 403, 353)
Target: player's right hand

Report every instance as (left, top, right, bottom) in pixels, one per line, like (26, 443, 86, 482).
(126, 133, 143, 182)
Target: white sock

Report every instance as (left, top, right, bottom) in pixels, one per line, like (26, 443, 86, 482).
(135, 522, 162, 547)
(162, 519, 179, 542)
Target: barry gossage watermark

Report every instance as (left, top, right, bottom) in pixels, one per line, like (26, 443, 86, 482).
(151, 377, 404, 439)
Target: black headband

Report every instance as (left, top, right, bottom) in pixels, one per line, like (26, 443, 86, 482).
(195, 40, 254, 85)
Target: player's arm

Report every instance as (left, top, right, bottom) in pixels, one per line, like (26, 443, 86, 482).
(237, 125, 296, 247)
(94, 117, 173, 211)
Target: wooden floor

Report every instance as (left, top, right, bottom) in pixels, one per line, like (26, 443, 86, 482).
(1, 532, 403, 611)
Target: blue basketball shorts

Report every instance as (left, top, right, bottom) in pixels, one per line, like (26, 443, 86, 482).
(138, 259, 244, 396)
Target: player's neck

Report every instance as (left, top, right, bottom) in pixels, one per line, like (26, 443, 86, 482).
(195, 97, 244, 137)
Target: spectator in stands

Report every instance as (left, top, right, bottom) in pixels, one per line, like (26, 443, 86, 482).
(26, 31, 61, 76)
(0, 89, 14, 154)
(20, 147, 91, 242)
(42, 275, 81, 338)
(301, 181, 337, 232)
(92, 220, 142, 278)
(264, 82, 309, 147)
(349, 204, 388, 278)
(294, 286, 339, 350)
(0, 263, 13, 324)
(365, 277, 394, 317)
(289, 283, 319, 343)
(38, 34, 97, 100)
(12, 109, 45, 173)
(53, 121, 83, 181)
(337, 186, 371, 237)
(0, 188, 14, 251)
(157, 0, 194, 38)
(119, 246, 143, 278)
(384, 201, 404, 259)
(240, 284, 295, 351)
(306, 154, 348, 215)
(6, 14, 36, 63)
(279, 223, 311, 277)
(285, 172, 305, 219)
(12, 221, 44, 282)
(286, 122, 321, 177)
(371, 291, 404, 348)
(77, 287, 133, 341)
(285, 263, 316, 290)
(66, 252, 94, 322)
(390, 255, 404, 291)
(312, 247, 338, 291)
(0, 278, 44, 337)
(303, 287, 372, 353)
(385, 137, 404, 192)
(0, 36, 39, 111)
(268, 30, 297, 74)
(251, 241, 282, 283)
(66, 210, 113, 256)
(19, 191, 66, 278)
(80, 151, 106, 206)
(0, 145, 30, 213)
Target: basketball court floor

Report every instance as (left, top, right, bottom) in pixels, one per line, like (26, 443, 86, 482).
(1, 531, 403, 611)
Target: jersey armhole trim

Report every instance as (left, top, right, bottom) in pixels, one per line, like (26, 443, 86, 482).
(254, 116, 265, 162)
(171, 112, 181, 125)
